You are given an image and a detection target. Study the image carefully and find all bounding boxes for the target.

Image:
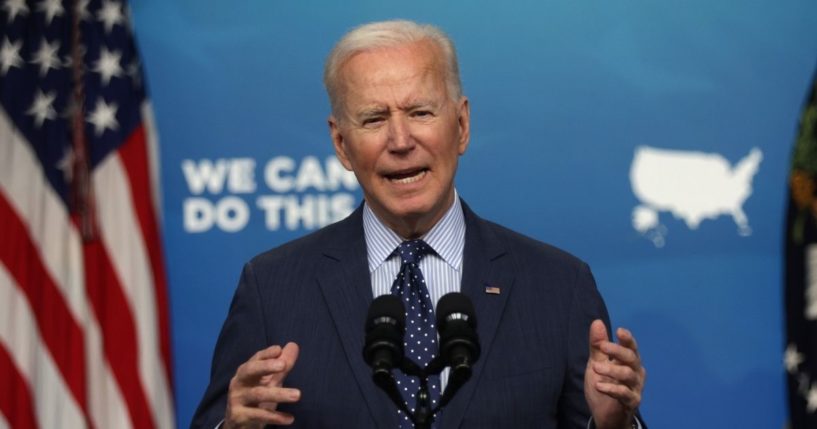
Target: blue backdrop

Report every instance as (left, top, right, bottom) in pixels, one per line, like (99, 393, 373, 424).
(130, 1, 817, 427)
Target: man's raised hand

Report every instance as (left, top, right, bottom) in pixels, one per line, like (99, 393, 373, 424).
(224, 342, 301, 429)
(584, 320, 645, 429)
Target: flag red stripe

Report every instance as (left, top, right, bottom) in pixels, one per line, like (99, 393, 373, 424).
(0, 346, 40, 429)
(81, 236, 157, 429)
(0, 192, 92, 427)
(117, 125, 174, 389)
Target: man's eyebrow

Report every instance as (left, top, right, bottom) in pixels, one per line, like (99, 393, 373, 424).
(355, 106, 389, 118)
(400, 99, 438, 111)
(351, 99, 439, 119)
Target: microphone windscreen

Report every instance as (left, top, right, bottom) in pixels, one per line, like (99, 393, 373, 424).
(436, 292, 476, 331)
(364, 294, 406, 369)
(366, 294, 405, 331)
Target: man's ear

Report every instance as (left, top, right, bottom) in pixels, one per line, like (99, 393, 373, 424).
(456, 96, 471, 155)
(329, 116, 353, 171)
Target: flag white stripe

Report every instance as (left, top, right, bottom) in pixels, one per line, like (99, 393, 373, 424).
(142, 102, 164, 221)
(0, 107, 133, 429)
(0, 409, 9, 429)
(93, 153, 175, 429)
(86, 327, 133, 429)
(0, 108, 87, 332)
(0, 265, 86, 429)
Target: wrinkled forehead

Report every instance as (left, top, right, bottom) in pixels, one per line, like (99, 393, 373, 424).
(334, 41, 449, 115)
(338, 40, 446, 91)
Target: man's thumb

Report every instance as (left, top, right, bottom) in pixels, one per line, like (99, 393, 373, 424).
(588, 319, 609, 361)
(280, 342, 300, 373)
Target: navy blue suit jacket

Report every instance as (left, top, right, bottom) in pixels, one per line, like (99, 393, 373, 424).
(192, 201, 611, 428)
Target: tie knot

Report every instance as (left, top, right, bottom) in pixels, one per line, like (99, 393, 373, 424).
(396, 239, 432, 265)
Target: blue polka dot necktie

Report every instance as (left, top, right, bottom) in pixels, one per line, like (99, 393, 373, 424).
(391, 239, 441, 428)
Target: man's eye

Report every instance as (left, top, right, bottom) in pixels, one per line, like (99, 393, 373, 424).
(362, 117, 384, 126)
(413, 110, 432, 118)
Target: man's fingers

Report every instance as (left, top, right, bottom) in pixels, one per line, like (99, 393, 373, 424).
(259, 401, 286, 412)
(593, 361, 641, 387)
(228, 406, 296, 427)
(584, 325, 646, 419)
(254, 344, 283, 360)
(241, 386, 301, 405)
(600, 341, 639, 366)
(594, 381, 642, 409)
(265, 342, 300, 386)
(265, 409, 296, 426)
(616, 327, 639, 355)
(232, 342, 301, 388)
(234, 357, 288, 385)
(226, 343, 302, 428)
(240, 344, 286, 382)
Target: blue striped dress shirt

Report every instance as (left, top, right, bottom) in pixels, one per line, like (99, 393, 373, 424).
(362, 191, 465, 390)
(363, 192, 465, 308)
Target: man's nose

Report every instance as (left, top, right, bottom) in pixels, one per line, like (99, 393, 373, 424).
(387, 115, 414, 152)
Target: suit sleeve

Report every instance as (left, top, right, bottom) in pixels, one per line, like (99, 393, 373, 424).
(190, 261, 269, 429)
(558, 262, 612, 429)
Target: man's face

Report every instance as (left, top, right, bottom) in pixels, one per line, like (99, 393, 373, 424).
(329, 40, 470, 238)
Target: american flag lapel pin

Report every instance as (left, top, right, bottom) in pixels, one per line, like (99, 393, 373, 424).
(484, 285, 501, 295)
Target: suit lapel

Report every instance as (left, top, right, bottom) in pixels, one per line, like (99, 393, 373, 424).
(315, 202, 514, 428)
(440, 202, 515, 429)
(315, 208, 397, 428)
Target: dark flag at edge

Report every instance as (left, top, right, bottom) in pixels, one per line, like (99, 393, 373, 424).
(785, 69, 817, 429)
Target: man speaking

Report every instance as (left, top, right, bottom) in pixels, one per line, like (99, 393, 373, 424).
(192, 20, 646, 429)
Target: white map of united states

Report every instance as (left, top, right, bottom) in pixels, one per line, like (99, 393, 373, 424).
(629, 146, 763, 247)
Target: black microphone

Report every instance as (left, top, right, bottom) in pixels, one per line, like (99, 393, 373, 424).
(363, 294, 405, 374)
(363, 295, 413, 416)
(435, 292, 480, 408)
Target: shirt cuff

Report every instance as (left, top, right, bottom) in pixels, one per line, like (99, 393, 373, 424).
(586, 416, 643, 429)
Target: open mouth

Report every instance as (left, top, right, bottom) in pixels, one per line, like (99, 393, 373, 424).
(385, 168, 428, 184)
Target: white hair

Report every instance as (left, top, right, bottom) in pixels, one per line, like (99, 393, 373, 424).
(323, 19, 462, 116)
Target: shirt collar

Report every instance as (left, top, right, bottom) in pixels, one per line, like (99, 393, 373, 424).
(362, 190, 466, 273)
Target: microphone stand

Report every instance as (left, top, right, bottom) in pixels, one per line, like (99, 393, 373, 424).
(372, 356, 473, 429)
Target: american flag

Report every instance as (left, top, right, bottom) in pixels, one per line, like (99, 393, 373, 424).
(0, 0, 174, 428)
